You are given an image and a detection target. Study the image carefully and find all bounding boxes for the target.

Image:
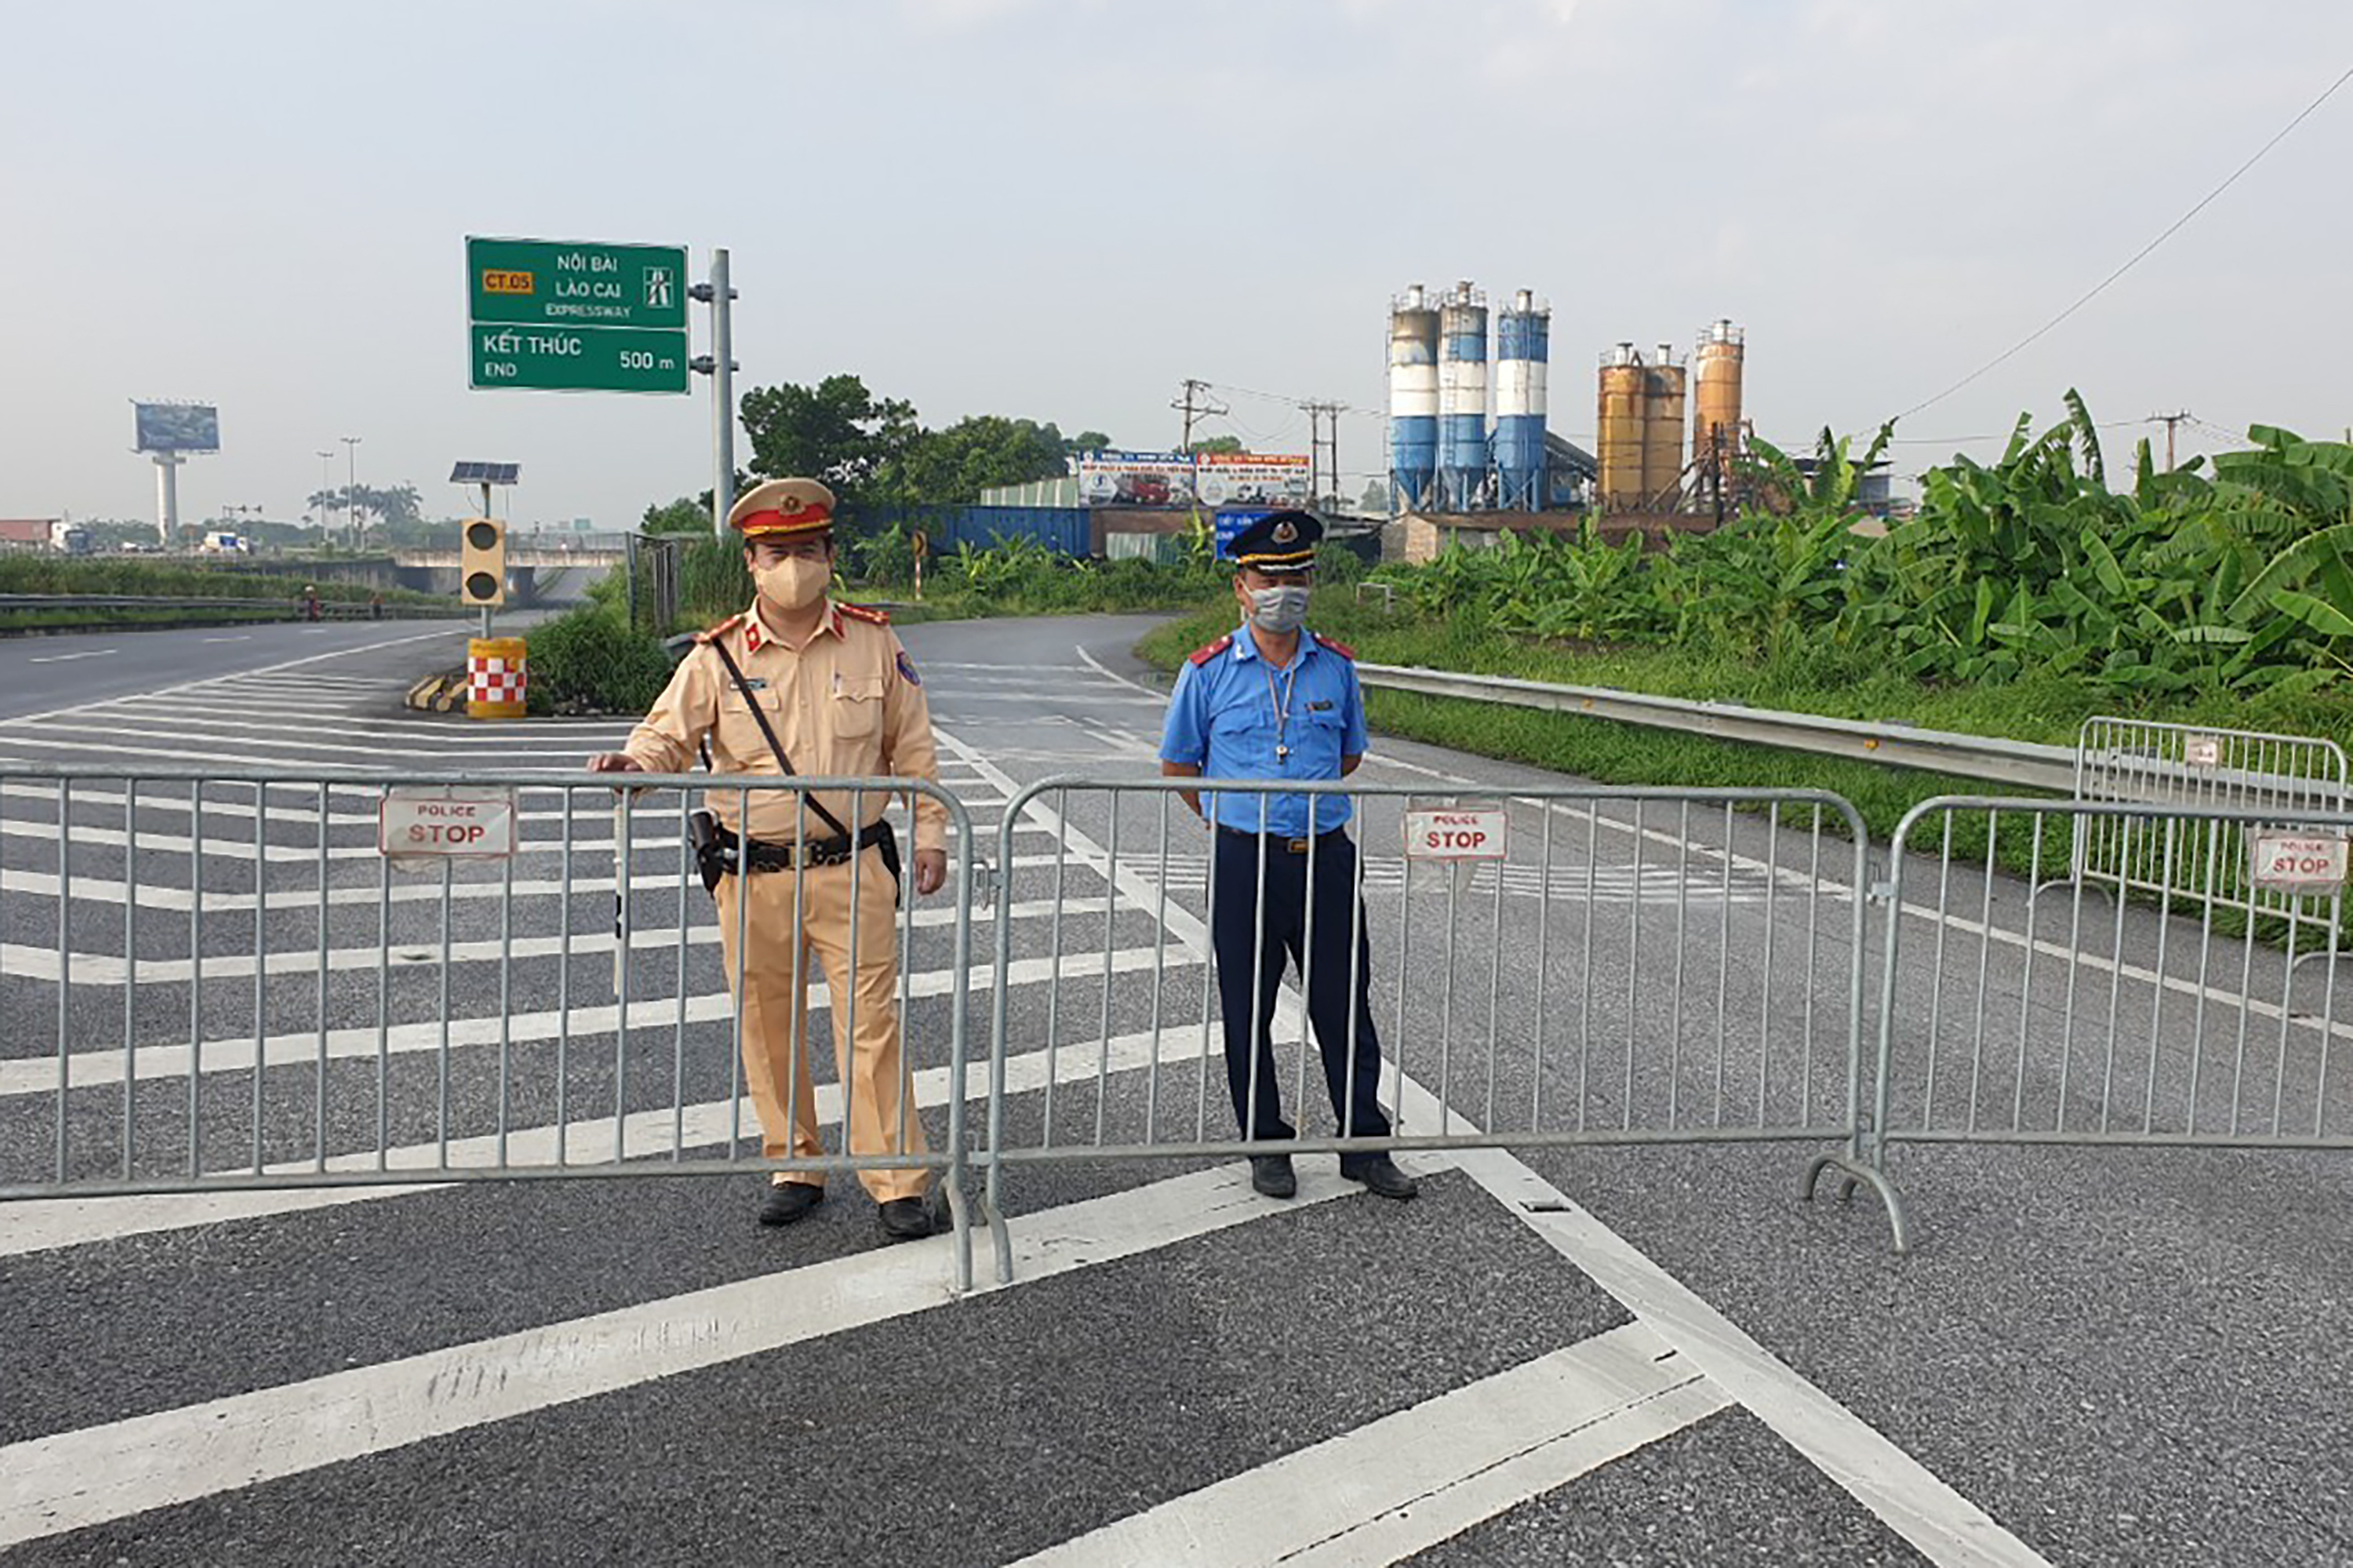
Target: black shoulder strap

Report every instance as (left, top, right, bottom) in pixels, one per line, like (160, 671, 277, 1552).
(703, 635, 855, 842)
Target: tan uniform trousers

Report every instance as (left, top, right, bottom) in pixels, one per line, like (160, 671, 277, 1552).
(713, 845, 929, 1202)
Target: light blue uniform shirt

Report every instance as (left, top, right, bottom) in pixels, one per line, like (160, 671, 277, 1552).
(1160, 623, 1369, 835)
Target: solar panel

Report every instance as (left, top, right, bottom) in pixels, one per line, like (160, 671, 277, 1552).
(449, 461, 522, 485)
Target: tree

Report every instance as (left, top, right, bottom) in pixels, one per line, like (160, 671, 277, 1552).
(1065, 430, 1112, 455)
(737, 374, 919, 498)
(872, 415, 1077, 505)
(307, 483, 423, 533)
(641, 497, 711, 535)
(1187, 435, 1245, 456)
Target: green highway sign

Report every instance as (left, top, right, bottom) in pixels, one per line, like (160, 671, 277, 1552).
(465, 235, 691, 395)
(467, 238, 686, 329)
(471, 322, 689, 394)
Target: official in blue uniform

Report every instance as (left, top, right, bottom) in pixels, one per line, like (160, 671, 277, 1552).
(1159, 511, 1417, 1202)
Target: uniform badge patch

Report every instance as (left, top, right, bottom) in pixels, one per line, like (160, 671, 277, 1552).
(896, 649, 922, 687)
(1272, 519, 1297, 544)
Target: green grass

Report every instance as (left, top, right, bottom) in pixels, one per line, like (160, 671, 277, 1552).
(1138, 601, 2353, 953)
(1139, 600, 2340, 847)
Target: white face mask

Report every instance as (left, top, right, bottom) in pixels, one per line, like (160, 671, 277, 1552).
(1246, 584, 1311, 635)
(753, 554, 831, 610)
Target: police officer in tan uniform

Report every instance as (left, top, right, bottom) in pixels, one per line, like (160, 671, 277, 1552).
(588, 478, 949, 1240)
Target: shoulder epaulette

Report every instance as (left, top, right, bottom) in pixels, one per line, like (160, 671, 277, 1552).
(837, 602, 891, 627)
(1313, 633, 1355, 660)
(694, 613, 745, 646)
(1189, 634, 1234, 668)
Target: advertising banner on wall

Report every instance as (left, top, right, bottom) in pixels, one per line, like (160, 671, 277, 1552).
(1193, 451, 1311, 508)
(1075, 449, 1311, 510)
(1076, 451, 1198, 508)
(133, 403, 220, 453)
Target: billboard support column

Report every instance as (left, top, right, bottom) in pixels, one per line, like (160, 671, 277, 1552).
(152, 453, 184, 544)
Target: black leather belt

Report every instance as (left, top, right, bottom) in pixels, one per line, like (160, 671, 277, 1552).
(1217, 825, 1349, 856)
(715, 820, 890, 873)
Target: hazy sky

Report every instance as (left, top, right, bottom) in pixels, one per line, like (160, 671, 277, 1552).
(5, 0, 2349, 529)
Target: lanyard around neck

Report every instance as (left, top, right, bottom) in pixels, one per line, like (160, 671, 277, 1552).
(1260, 655, 1301, 762)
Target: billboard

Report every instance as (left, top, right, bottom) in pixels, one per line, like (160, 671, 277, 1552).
(133, 402, 220, 453)
(1075, 449, 1311, 510)
(1076, 450, 1197, 508)
(1194, 451, 1311, 508)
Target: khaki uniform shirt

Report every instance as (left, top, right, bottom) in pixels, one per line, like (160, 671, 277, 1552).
(623, 599, 948, 853)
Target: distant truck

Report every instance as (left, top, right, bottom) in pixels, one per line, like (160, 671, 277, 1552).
(200, 530, 251, 554)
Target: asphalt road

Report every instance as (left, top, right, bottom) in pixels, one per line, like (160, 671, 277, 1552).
(0, 620, 472, 724)
(0, 609, 2348, 1565)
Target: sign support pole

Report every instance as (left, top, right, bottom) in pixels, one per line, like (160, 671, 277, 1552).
(694, 248, 738, 538)
(152, 453, 184, 545)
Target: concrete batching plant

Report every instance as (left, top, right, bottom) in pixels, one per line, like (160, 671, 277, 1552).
(1385, 281, 1745, 522)
(1387, 280, 1555, 514)
(1436, 282, 1489, 511)
(1492, 290, 1549, 510)
(1385, 286, 1439, 511)
(1692, 318, 1746, 478)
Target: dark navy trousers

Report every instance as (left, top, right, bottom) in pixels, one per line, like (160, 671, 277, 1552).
(1209, 827, 1393, 1144)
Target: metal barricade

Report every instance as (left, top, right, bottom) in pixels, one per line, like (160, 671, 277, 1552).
(2053, 718, 2348, 937)
(0, 766, 983, 1290)
(1860, 796, 2353, 1213)
(979, 777, 1892, 1282)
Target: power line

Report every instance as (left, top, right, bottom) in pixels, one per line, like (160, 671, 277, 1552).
(1894, 58, 2353, 422)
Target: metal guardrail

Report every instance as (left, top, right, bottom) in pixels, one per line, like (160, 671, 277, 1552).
(1355, 664, 2081, 792)
(0, 593, 465, 620)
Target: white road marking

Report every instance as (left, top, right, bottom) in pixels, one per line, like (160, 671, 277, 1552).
(0, 1161, 1365, 1548)
(200, 636, 253, 644)
(2, 1024, 1215, 1256)
(0, 627, 456, 732)
(943, 723, 2051, 1568)
(0, 891, 1139, 984)
(1072, 642, 1165, 699)
(1013, 1323, 1729, 1568)
(24, 649, 116, 665)
(0, 942, 1201, 1097)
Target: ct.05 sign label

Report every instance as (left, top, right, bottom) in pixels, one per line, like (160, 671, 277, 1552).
(379, 788, 518, 864)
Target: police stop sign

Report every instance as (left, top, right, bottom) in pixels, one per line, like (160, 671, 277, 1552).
(378, 788, 518, 860)
(1403, 802, 1509, 861)
(2249, 831, 2349, 895)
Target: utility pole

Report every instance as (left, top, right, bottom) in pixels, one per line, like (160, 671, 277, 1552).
(1711, 426, 1726, 528)
(1171, 379, 1227, 453)
(2149, 410, 2190, 471)
(340, 435, 362, 548)
(1301, 401, 1346, 509)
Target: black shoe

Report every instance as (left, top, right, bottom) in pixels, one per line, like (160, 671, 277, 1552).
(878, 1197, 936, 1242)
(1340, 1154, 1418, 1201)
(1249, 1155, 1297, 1199)
(758, 1181, 824, 1227)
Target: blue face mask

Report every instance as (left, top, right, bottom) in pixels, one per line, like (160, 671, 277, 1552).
(1247, 584, 1311, 635)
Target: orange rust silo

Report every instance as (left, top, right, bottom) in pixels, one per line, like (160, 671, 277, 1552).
(1692, 319, 1745, 474)
(1596, 343, 1647, 511)
(1640, 344, 1687, 507)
